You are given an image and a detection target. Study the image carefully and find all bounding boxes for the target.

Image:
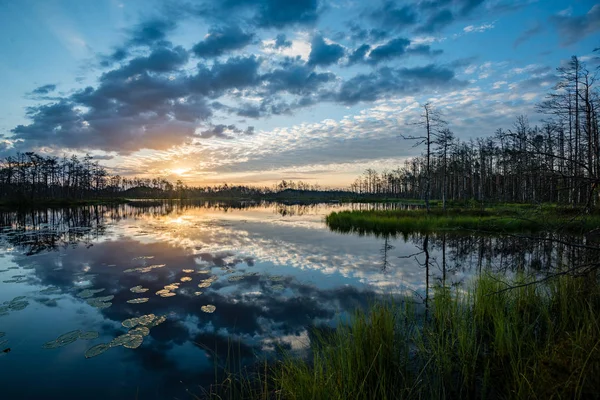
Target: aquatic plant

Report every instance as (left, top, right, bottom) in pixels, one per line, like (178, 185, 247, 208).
(204, 273, 600, 400)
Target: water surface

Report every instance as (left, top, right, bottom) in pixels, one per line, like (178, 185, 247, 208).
(0, 201, 557, 399)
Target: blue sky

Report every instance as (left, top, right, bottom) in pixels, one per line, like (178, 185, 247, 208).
(0, 0, 599, 187)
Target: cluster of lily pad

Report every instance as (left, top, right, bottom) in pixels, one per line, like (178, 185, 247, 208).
(198, 276, 218, 288)
(0, 296, 29, 316)
(84, 314, 166, 359)
(130, 285, 149, 293)
(156, 283, 179, 297)
(43, 330, 99, 349)
(227, 272, 259, 282)
(87, 295, 114, 309)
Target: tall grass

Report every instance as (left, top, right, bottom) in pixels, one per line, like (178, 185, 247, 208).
(326, 208, 600, 235)
(204, 274, 600, 399)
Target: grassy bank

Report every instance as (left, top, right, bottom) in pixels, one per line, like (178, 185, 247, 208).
(204, 273, 600, 399)
(326, 206, 600, 235)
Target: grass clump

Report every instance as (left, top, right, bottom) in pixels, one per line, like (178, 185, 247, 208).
(326, 207, 600, 235)
(205, 274, 600, 399)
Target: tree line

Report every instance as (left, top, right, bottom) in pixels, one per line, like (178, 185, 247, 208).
(0, 152, 342, 203)
(350, 55, 600, 210)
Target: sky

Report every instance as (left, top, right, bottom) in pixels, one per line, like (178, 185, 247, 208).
(0, 0, 599, 188)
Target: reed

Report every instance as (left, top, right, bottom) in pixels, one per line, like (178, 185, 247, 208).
(205, 273, 600, 399)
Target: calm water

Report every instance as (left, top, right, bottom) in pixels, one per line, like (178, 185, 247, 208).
(0, 201, 555, 399)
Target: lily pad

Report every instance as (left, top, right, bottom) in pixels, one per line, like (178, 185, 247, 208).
(201, 305, 216, 313)
(123, 335, 144, 349)
(85, 343, 109, 359)
(127, 298, 149, 304)
(109, 334, 134, 347)
(198, 282, 212, 288)
(128, 327, 150, 337)
(9, 301, 29, 311)
(180, 276, 192, 282)
(163, 283, 180, 290)
(77, 288, 105, 299)
(57, 330, 82, 344)
(194, 291, 203, 296)
(110, 334, 144, 349)
(86, 296, 113, 309)
(197, 270, 210, 274)
(92, 295, 115, 302)
(271, 284, 285, 291)
(79, 331, 100, 340)
(43, 330, 81, 349)
(123, 264, 166, 273)
(87, 300, 112, 309)
(122, 318, 140, 329)
(39, 287, 61, 295)
(130, 285, 149, 293)
(145, 315, 166, 328)
(182, 269, 194, 273)
(39, 298, 58, 307)
(158, 292, 176, 298)
(138, 314, 157, 326)
(42, 340, 62, 349)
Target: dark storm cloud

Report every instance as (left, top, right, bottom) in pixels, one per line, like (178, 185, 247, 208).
(129, 18, 177, 46)
(513, 23, 544, 48)
(307, 35, 345, 66)
(416, 9, 455, 33)
(348, 23, 389, 42)
(190, 55, 262, 96)
(31, 84, 57, 95)
(333, 64, 466, 105)
(367, 1, 417, 28)
(100, 18, 177, 67)
(413, 0, 485, 33)
(262, 58, 336, 95)
(198, 124, 254, 139)
(274, 33, 292, 48)
(11, 0, 479, 155)
(550, 5, 600, 46)
(348, 44, 371, 64)
(192, 25, 254, 58)
(185, 0, 321, 29)
(348, 38, 443, 65)
(252, 0, 320, 28)
(368, 37, 411, 62)
(11, 53, 262, 153)
(458, 0, 484, 16)
(100, 46, 189, 81)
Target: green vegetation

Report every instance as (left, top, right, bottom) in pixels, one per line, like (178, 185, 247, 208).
(326, 205, 600, 235)
(203, 274, 600, 399)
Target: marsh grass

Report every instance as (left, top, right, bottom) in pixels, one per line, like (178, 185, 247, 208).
(326, 207, 600, 236)
(203, 274, 600, 399)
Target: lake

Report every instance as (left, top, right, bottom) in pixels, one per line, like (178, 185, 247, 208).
(0, 201, 561, 399)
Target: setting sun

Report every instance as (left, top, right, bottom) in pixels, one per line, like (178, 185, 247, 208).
(171, 168, 190, 176)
